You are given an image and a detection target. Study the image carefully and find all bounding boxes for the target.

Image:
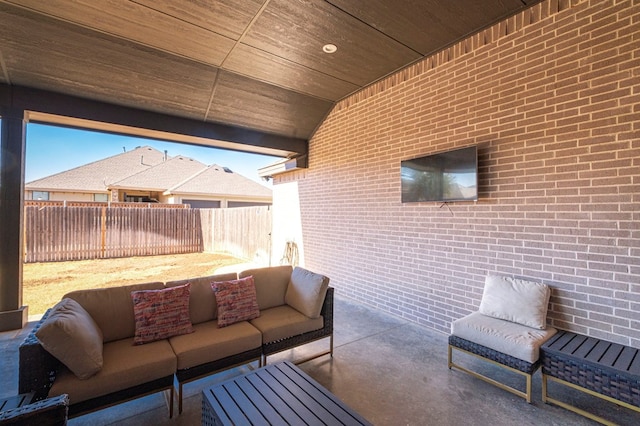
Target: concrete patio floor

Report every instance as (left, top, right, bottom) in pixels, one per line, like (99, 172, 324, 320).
(2, 295, 638, 425)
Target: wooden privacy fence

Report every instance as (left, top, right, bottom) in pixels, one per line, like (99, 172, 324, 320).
(200, 206, 272, 263)
(25, 200, 189, 208)
(23, 205, 272, 263)
(24, 206, 203, 262)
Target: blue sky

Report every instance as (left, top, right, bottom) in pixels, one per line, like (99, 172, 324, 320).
(25, 123, 280, 186)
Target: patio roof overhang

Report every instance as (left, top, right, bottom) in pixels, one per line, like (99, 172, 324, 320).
(0, 84, 308, 159)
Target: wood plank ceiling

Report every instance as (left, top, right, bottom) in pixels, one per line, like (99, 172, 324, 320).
(0, 0, 541, 153)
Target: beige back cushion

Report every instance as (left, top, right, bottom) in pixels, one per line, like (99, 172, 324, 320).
(285, 267, 330, 319)
(36, 298, 104, 379)
(64, 282, 164, 342)
(165, 272, 237, 324)
(239, 265, 293, 310)
(479, 275, 551, 329)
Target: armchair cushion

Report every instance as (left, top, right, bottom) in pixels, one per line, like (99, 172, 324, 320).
(451, 311, 557, 363)
(479, 275, 551, 329)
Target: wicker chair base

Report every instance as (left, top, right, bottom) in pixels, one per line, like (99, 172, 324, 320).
(448, 335, 540, 403)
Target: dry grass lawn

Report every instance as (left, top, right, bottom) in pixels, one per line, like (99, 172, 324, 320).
(23, 252, 246, 316)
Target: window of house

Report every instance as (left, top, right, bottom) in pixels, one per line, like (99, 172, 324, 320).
(33, 191, 49, 200)
(94, 193, 108, 202)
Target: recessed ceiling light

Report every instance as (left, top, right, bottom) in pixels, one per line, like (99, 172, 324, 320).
(322, 44, 337, 54)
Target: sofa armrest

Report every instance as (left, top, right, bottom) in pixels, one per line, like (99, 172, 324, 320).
(320, 287, 334, 335)
(19, 309, 60, 400)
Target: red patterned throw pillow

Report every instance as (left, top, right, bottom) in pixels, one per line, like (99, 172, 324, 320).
(131, 283, 194, 344)
(211, 276, 260, 328)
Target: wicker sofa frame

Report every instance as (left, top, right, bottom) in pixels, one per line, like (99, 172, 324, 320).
(541, 330, 640, 424)
(448, 335, 541, 403)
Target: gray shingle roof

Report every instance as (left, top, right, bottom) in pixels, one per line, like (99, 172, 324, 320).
(169, 164, 272, 198)
(25, 145, 272, 200)
(26, 146, 167, 192)
(110, 155, 207, 191)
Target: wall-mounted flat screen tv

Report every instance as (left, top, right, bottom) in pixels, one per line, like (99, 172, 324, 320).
(401, 146, 478, 203)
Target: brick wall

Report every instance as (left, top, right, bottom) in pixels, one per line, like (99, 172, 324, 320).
(274, 0, 640, 346)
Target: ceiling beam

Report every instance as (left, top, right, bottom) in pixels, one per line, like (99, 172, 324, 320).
(0, 84, 307, 158)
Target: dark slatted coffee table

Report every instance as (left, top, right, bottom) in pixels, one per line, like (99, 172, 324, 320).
(541, 330, 640, 424)
(202, 361, 372, 426)
(0, 392, 34, 413)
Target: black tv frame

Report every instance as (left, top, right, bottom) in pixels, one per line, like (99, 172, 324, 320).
(401, 145, 478, 203)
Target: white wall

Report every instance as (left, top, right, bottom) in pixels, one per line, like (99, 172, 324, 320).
(271, 175, 304, 267)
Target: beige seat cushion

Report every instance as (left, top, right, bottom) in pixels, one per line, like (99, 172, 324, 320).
(165, 272, 237, 324)
(169, 320, 262, 370)
(285, 267, 329, 319)
(36, 298, 103, 380)
(49, 337, 176, 404)
(451, 311, 557, 363)
(250, 305, 324, 344)
(64, 282, 165, 342)
(240, 265, 292, 310)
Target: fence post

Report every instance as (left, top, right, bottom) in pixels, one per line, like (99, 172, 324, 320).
(101, 206, 107, 257)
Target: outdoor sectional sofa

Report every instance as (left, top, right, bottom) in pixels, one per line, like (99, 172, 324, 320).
(18, 265, 333, 418)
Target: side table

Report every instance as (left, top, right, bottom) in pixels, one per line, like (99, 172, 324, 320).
(0, 393, 68, 426)
(541, 330, 640, 424)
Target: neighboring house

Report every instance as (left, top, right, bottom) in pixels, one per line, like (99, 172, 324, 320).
(25, 146, 272, 208)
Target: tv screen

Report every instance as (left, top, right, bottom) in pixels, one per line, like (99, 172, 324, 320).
(401, 146, 478, 203)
